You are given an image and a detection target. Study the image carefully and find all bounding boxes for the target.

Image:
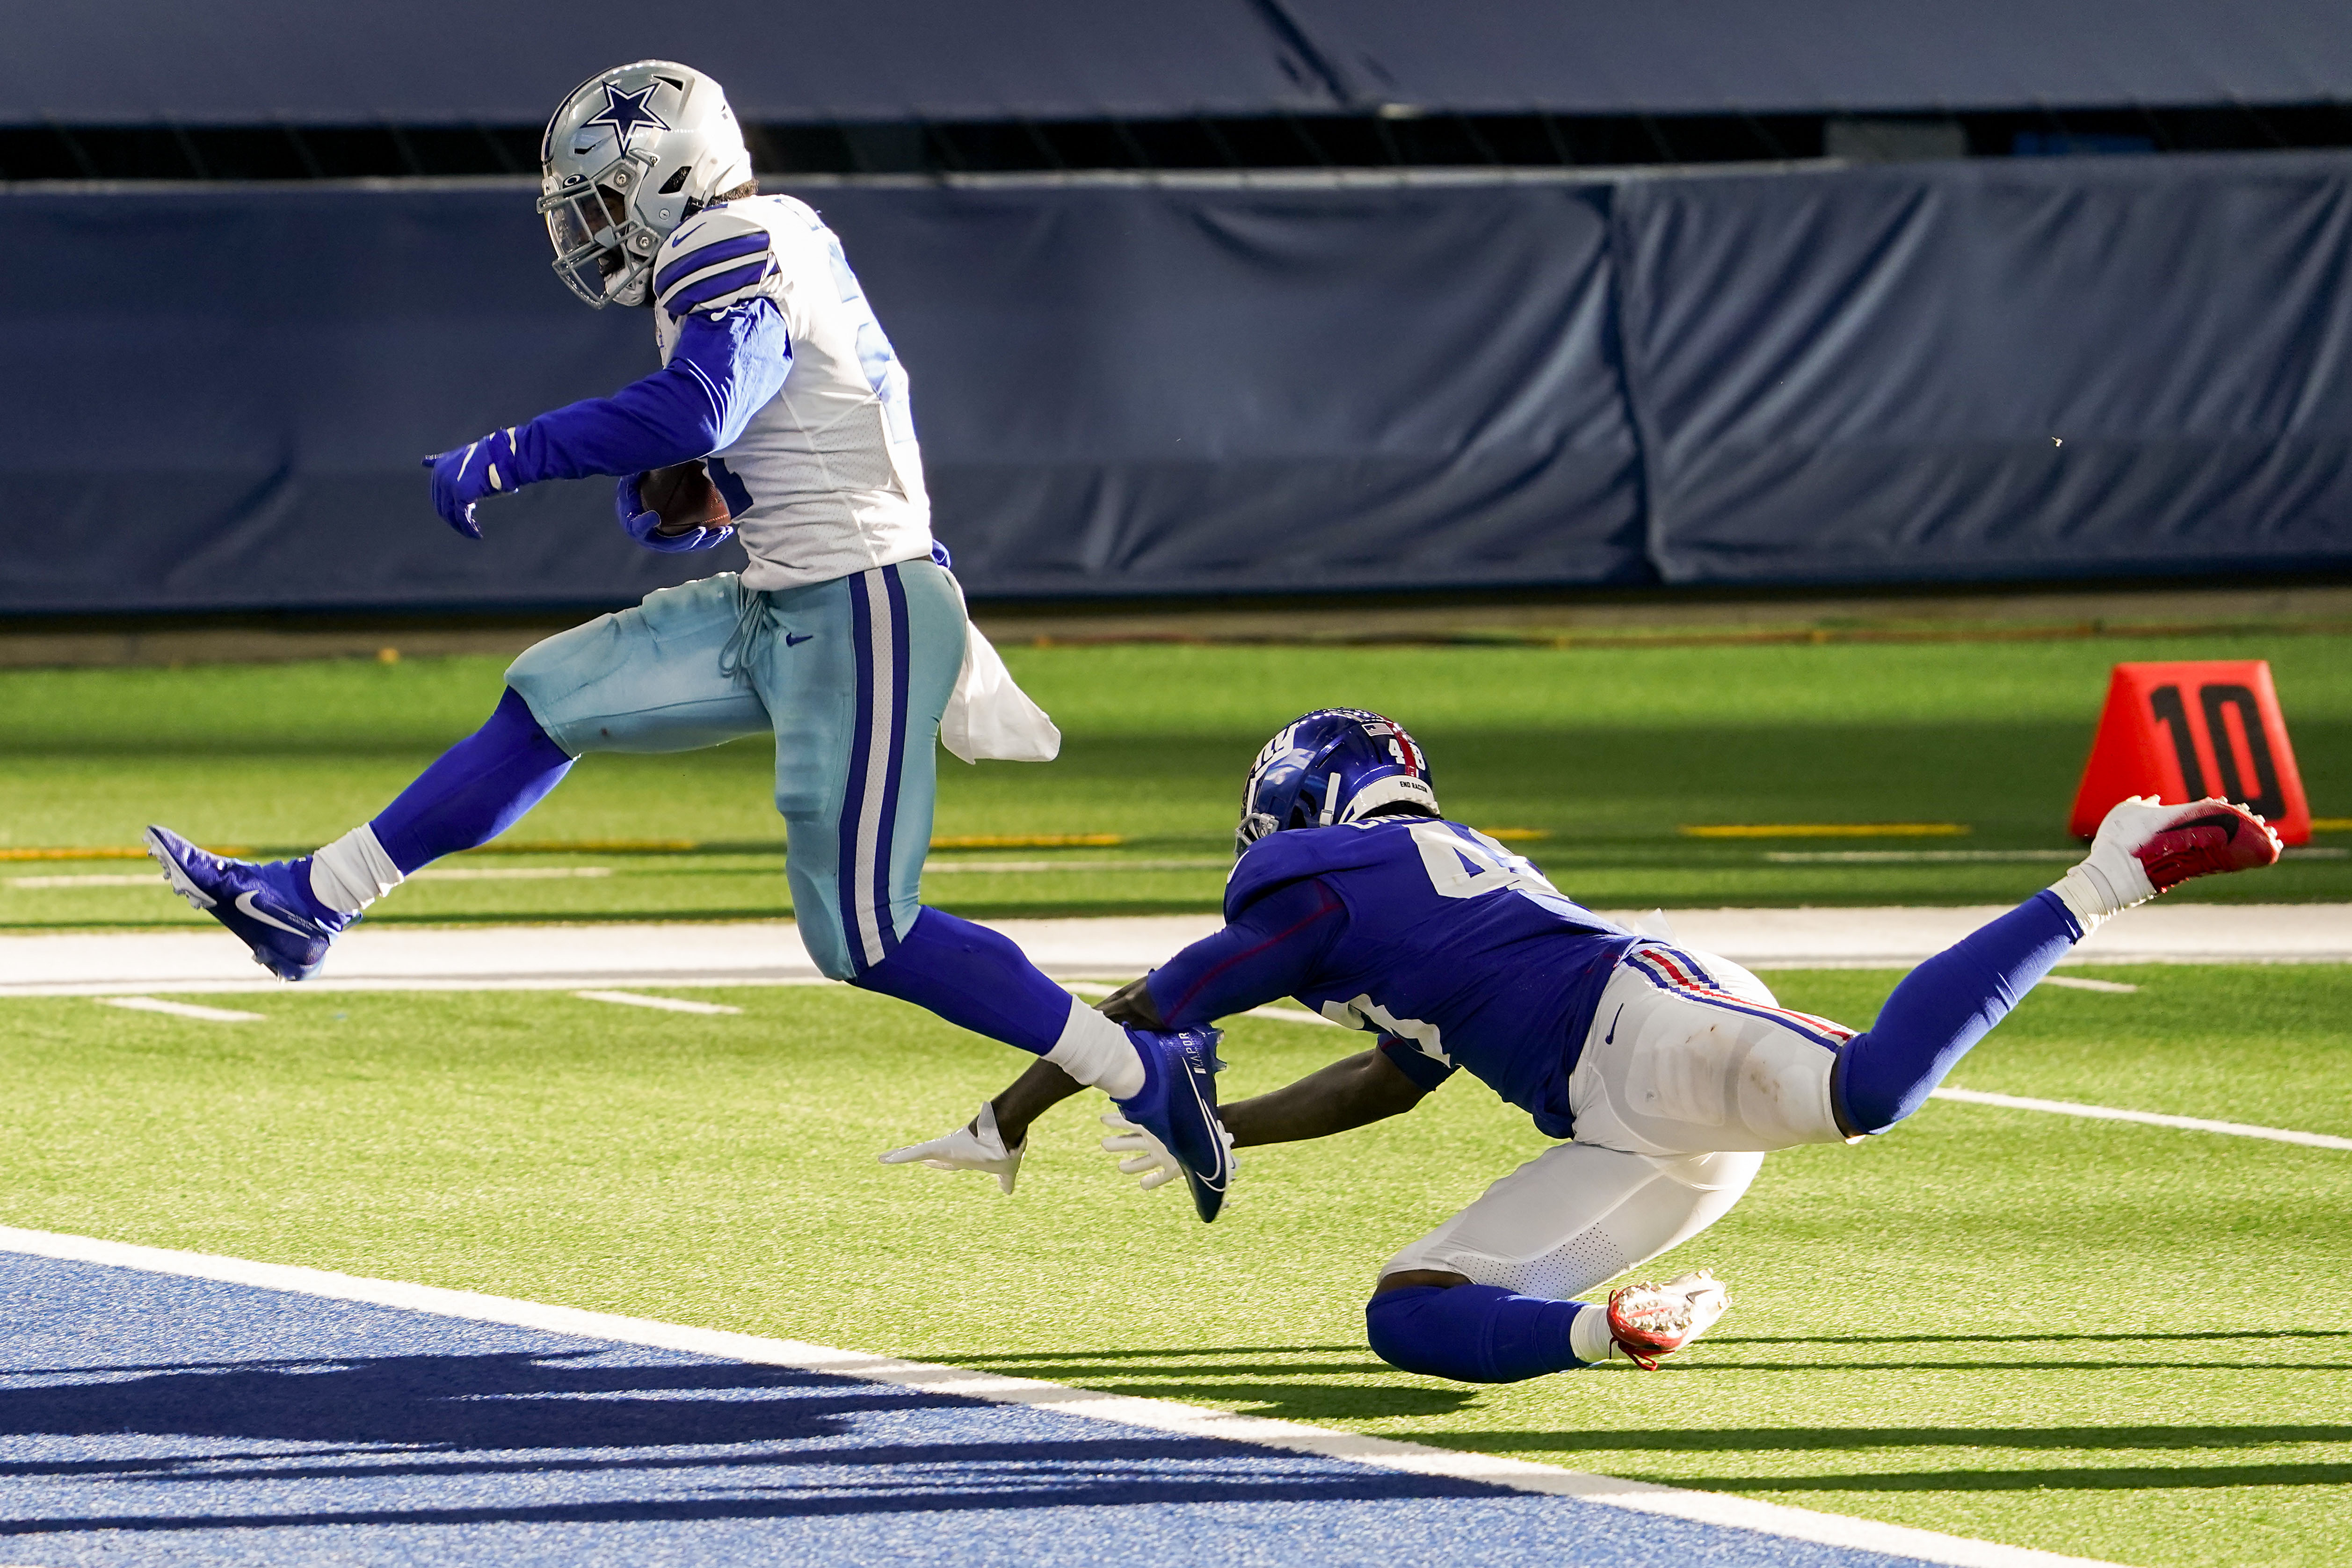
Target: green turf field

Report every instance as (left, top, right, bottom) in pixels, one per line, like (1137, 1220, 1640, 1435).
(1, 631, 2347, 929)
(0, 963, 2342, 1565)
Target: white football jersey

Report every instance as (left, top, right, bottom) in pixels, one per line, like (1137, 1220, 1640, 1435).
(650, 194, 932, 590)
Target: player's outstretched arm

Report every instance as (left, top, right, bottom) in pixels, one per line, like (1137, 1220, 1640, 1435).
(1221, 1049, 1429, 1146)
(422, 303, 790, 539)
(961, 958, 1396, 1155)
(881, 967, 1417, 1195)
(1098, 1045, 1427, 1193)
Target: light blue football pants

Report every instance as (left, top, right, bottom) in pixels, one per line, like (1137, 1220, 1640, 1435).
(505, 564, 960, 981)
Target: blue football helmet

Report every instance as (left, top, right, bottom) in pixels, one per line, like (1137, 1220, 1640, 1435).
(1237, 709, 1440, 853)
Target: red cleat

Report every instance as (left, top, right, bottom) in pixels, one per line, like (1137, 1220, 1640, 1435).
(2089, 795, 2283, 905)
(1605, 1270, 1730, 1370)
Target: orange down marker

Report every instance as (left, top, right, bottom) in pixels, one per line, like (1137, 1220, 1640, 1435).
(2068, 661, 2309, 844)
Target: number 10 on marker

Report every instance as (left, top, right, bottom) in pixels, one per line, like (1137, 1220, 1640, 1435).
(2069, 661, 2310, 844)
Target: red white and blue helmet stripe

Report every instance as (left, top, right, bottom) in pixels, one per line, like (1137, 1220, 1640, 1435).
(1237, 708, 1439, 851)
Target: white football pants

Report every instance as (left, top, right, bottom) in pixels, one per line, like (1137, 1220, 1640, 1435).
(1378, 944, 1858, 1299)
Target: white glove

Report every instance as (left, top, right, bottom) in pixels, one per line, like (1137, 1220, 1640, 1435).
(1099, 1112, 1238, 1197)
(879, 1101, 1025, 1194)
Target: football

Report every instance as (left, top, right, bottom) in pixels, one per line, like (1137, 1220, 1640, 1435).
(638, 460, 733, 535)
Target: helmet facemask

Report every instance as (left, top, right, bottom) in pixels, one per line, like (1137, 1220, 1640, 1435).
(538, 62, 753, 310)
(539, 151, 662, 308)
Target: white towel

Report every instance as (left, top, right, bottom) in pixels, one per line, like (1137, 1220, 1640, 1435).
(941, 618, 1060, 763)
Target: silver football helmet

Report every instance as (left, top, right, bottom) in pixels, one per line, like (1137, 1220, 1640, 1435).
(537, 61, 754, 308)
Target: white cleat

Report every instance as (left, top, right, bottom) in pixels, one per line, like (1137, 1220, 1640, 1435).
(1606, 1269, 1730, 1370)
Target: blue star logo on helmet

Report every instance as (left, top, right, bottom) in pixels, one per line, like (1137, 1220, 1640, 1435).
(582, 81, 669, 145)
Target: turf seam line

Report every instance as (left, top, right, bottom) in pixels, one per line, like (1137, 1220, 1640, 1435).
(1928, 1087, 2352, 1150)
(0, 1224, 2119, 1568)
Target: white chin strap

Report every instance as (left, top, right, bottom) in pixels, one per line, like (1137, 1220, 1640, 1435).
(1339, 775, 1440, 825)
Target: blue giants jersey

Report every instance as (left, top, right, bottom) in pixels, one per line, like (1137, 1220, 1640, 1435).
(1142, 819, 1639, 1138)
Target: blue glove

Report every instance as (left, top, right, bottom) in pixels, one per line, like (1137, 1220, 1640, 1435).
(615, 471, 737, 553)
(421, 428, 523, 539)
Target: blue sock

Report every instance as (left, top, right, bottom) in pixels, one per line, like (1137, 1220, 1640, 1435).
(853, 907, 1079, 1055)
(1365, 1284, 1592, 1383)
(1832, 889, 2083, 1136)
(369, 687, 575, 874)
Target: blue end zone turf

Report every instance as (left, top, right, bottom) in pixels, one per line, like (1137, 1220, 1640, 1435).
(0, 1252, 1945, 1566)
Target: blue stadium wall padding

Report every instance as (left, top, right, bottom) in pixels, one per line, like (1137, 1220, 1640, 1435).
(1277, 0, 2352, 116)
(5, 154, 2352, 617)
(11, 1, 2352, 125)
(1614, 152, 2352, 586)
(0, 177, 1648, 613)
(2, 183, 718, 615)
(0, 0, 1328, 125)
(813, 182, 1647, 598)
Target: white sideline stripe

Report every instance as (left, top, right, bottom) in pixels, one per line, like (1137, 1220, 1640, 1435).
(94, 996, 263, 1023)
(573, 989, 742, 1016)
(926, 857, 1231, 874)
(0, 1225, 2119, 1568)
(1931, 1087, 2352, 1150)
(2036, 975, 2139, 994)
(10, 907, 2352, 997)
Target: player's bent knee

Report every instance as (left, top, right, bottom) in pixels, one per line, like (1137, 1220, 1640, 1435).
(797, 919, 859, 982)
(1364, 1285, 1474, 1379)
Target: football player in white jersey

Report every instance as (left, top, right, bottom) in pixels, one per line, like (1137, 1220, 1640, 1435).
(144, 61, 1234, 1215)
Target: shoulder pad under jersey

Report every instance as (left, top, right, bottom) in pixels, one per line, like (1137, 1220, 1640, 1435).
(652, 205, 779, 322)
(1223, 821, 1409, 921)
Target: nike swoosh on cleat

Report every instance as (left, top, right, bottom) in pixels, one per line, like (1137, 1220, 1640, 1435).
(785, 632, 814, 646)
(235, 891, 319, 939)
(1179, 1054, 1231, 1191)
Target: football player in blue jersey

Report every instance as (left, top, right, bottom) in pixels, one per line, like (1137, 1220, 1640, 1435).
(140, 59, 1232, 1218)
(886, 707, 2282, 1378)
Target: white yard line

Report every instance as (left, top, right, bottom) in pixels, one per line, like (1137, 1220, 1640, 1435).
(94, 996, 264, 1023)
(8, 867, 612, 889)
(1930, 1087, 2352, 1151)
(0, 1225, 2121, 1568)
(1055, 988, 2348, 1147)
(2036, 975, 2139, 994)
(1766, 849, 2346, 864)
(411, 866, 612, 881)
(10, 906, 2352, 997)
(923, 857, 1231, 874)
(573, 989, 742, 1016)
(1767, 850, 2080, 864)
